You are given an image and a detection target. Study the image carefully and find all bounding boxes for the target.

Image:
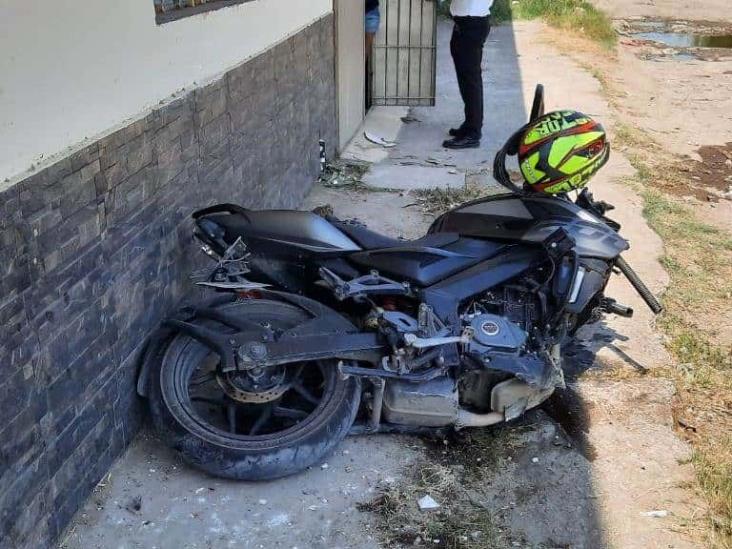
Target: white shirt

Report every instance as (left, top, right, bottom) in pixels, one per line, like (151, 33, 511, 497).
(450, 0, 493, 16)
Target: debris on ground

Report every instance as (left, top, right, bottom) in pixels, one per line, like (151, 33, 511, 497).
(640, 510, 670, 518)
(364, 131, 397, 148)
(358, 461, 504, 548)
(410, 184, 487, 214)
(311, 204, 334, 218)
(418, 495, 441, 511)
(319, 159, 369, 188)
(401, 115, 421, 124)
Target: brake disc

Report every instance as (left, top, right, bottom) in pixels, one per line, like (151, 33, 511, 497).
(216, 369, 291, 404)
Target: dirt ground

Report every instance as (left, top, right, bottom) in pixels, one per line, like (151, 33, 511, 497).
(63, 6, 727, 549)
(565, 3, 732, 232)
(594, 0, 732, 23)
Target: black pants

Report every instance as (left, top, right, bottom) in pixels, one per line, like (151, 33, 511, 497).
(450, 16, 491, 139)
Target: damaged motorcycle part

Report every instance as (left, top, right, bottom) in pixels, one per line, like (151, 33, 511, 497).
(147, 299, 362, 481)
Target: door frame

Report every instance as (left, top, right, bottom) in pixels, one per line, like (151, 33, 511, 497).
(334, 0, 366, 151)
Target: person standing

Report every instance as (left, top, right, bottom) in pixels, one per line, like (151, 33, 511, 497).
(443, 0, 493, 149)
(365, 0, 381, 59)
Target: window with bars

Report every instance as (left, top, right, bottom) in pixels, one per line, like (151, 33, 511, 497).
(154, 0, 252, 24)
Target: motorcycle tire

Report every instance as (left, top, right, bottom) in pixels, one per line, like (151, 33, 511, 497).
(146, 299, 361, 480)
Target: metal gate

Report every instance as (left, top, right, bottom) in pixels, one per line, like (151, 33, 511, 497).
(371, 0, 438, 107)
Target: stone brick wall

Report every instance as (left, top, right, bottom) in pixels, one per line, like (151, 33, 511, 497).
(0, 15, 336, 548)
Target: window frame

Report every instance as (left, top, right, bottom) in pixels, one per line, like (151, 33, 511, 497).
(155, 0, 254, 25)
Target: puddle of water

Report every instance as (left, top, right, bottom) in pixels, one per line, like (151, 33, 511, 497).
(634, 31, 732, 49)
(672, 52, 698, 61)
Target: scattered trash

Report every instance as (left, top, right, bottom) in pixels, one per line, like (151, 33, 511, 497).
(531, 457, 540, 463)
(195, 487, 206, 494)
(641, 510, 669, 518)
(321, 463, 329, 470)
(417, 495, 441, 511)
(401, 115, 420, 124)
(364, 131, 397, 148)
(319, 159, 369, 188)
(258, 499, 268, 505)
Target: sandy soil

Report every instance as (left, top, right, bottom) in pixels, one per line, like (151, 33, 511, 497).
(594, 0, 732, 23)
(571, 4, 732, 232)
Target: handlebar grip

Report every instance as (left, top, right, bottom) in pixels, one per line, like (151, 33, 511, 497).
(616, 256, 663, 315)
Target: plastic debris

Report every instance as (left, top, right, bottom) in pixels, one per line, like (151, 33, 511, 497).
(364, 131, 397, 148)
(418, 495, 441, 511)
(641, 510, 669, 518)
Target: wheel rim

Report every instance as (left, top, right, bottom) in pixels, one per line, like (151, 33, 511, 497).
(159, 304, 346, 447)
(183, 353, 333, 437)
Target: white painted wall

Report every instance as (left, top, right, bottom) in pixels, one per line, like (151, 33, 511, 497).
(335, 0, 364, 151)
(0, 0, 332, 182)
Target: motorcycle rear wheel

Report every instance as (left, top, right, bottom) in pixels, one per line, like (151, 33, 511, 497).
(147, 299, 361, 480)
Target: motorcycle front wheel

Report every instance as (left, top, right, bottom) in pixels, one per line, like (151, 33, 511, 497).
(147, 299, 361, 480)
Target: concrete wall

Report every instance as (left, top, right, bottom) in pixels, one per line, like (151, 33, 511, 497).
(0, 14, 337, 547)
(0, 0, 331, 182)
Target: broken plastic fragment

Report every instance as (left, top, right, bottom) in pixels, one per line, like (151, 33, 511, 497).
(364, 131, 397, 148)
(418, 495, 441, 511)
(641, 510, 669, 518)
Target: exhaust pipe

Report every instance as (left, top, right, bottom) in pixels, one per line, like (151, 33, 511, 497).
(455, 409, 504, 429)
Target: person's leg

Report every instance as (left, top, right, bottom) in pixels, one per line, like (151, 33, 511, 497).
(450, 17, 470, 133)
(364, 8, 380, 62)
(456, 17, 490, 139)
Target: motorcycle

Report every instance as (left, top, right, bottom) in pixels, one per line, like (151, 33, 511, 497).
(137, 86, 663, 480)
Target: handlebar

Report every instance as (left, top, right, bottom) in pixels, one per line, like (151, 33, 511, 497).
(615, 256, 664, 315)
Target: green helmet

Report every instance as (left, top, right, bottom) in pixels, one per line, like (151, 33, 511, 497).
(518, 110, 610, 195)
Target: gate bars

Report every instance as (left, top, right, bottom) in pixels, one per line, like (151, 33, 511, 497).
(371, 0, 438, 107)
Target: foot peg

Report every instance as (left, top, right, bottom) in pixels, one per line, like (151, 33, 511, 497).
(601, 297, 633, 318)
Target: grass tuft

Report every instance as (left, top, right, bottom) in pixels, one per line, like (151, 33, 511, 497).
(410, 183, 494, 214)
(490, 0, 617, 48)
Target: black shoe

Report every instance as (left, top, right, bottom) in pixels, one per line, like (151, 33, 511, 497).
(443, 135, 480, 149)
(448, 127, 465, 137)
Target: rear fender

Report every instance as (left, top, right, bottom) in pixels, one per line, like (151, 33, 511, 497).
(136, 292, 358, 397)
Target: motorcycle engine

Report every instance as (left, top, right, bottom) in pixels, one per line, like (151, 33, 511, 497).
(467, 313, 528, 354)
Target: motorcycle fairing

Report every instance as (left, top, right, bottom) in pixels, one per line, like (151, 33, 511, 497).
(348, 237, 510, 286)
(429, 193, 629, 259)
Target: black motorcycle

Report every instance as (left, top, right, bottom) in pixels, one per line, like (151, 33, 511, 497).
(137, 86, 663, 480)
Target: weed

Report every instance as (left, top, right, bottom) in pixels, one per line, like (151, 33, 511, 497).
(411, 183, 492, 214)
(491, 0, 617, 48)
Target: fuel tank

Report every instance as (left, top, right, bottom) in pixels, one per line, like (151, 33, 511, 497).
(429, 193, 629, 259)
